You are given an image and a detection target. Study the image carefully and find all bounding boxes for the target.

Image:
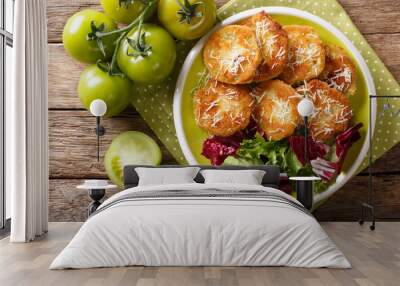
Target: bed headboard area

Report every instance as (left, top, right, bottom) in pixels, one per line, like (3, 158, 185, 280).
(123, 165, 280, 189)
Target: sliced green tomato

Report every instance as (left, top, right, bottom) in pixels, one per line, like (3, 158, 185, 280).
(104, 131, 162, 187)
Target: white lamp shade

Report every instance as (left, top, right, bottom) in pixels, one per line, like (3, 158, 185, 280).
(297, 98, 314, 117)
(90, 99, 107, 117)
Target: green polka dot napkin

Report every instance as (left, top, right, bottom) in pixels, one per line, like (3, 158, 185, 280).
(132, 0, 400, 169)
(132, 40, 194, 164)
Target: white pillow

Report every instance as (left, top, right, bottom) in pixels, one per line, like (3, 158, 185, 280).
(135, 167, 200, 186)
(200, 169, 266, 185)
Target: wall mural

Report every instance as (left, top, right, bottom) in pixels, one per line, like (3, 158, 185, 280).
(61, 0, 400, 209)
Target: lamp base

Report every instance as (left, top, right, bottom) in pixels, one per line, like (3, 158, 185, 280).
(295, 180, 313, 210)
(88, 189, 105, 216)
(289, 177, 320, 210)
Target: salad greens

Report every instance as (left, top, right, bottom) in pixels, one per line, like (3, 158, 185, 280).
(236, 135, 288, 168)
(225, 134, 310, 178)
(223, 134, 329, 193)
(207, 123, 363, 194)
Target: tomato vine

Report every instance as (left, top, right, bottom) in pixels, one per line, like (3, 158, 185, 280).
(87, 0, 157, 76)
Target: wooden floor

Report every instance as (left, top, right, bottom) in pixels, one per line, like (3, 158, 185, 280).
(0, 222, 399, 286)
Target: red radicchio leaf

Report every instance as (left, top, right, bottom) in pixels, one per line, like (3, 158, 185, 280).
(311, 123, 363, 181)
(289, 136, 330, 165)
(202, 134, 243, 166)
(335, 123, 363, 159)
(311, 158, 337, 181)
(201, 119, 258, 166)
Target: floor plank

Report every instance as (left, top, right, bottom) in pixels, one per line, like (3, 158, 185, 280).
(0, 222, 399, 286)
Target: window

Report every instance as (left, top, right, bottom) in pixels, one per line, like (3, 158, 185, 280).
(1, 0, 14, 231)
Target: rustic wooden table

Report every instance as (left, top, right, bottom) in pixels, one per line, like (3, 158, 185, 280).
(47, 0, 400, 221)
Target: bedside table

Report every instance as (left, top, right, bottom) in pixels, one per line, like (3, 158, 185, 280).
(289, 177, 321, 210)
(77, 180, 117, 216)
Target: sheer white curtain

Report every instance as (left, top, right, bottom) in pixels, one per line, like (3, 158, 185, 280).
(7, 0, 49, 242)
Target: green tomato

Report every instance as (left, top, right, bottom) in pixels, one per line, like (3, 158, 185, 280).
(105, 131, 162, 187)
(158, 0, 216, 40)
(63, 10, 117, 64)
(78, 65, 132, 117)
(100, 0, 157, 24)
(117, 24, 177, 83)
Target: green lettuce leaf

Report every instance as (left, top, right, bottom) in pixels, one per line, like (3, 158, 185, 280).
(229, 134, 329, 194)
(234, 135, 315, 178)
(285, 150, 303, 177)
(236, 135, 289, 170)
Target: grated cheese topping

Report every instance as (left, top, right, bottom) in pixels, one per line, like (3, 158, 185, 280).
(327, 66, 353, 92)
(255, 19, 272, 45)
(297, 80, 353, 140)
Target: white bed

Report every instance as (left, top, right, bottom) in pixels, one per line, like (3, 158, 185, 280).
(50, 182, 350, 269)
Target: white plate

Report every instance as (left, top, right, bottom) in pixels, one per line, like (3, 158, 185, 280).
(173, 7, 376, 205)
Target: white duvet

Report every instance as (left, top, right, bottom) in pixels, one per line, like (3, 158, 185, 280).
(50, 183, 350, 269)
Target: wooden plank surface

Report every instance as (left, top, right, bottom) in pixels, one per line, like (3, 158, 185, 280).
(315, 174, 400, 220)
(49, 110, 177, 179)
(47, 0, 400, 222)
(48, 44, 85, 109)
(47, 0, 400, 42)
(49, 179, 119, 221)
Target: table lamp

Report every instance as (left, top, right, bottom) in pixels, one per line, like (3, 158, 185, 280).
(297, 98, 314, 163)
(90, 99, 107, 161)
(289, 98, 320, 210)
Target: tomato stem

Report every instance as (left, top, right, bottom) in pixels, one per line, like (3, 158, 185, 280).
(175, 0, 203, 24)
(110, 32, 127, 75)
(126, 15, 152, 57)
(93, 0, 156, 39)
(91, 0, 156, 76)
(135, 16, 145, 50)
